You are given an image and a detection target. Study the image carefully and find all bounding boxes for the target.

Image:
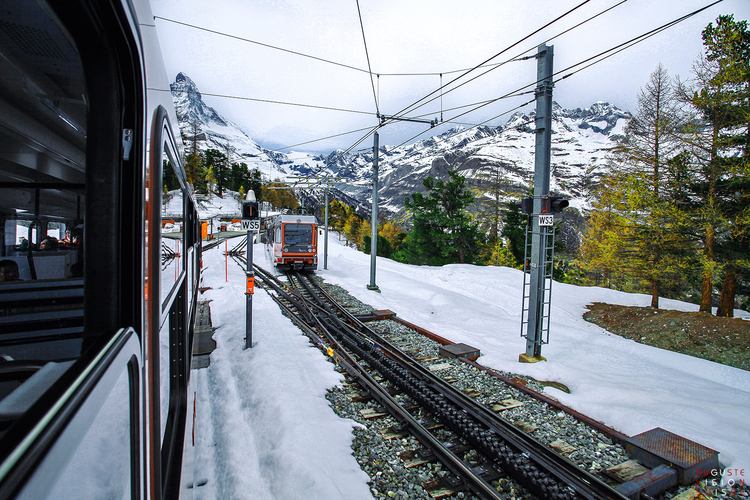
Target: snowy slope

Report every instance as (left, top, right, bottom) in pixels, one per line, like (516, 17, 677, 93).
(193, 235, 749, 498)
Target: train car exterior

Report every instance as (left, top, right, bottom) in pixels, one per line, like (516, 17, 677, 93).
(0, 0, 201, 499)
(268, 215, 319, 271)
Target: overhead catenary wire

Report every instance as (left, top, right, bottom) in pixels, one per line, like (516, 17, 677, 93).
(156, 0, 725, 183)
(147, 87, 377, 116)
(154, 0, 621, 151)
(153, 15, 573, 78)
(378, 0, 725, 157)
(152, 0, 629, 153)
(355, 0, 379, 115)
(380, 0, 629, 128)
(553, 0, 724, 84)
(378, 0, 593, 129)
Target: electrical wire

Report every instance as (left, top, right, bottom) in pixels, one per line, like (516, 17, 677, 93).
(385, 99, 535, 154)
(158, 0, 724, 184)
(153, 14, 577, 78)
(379, 0, 592, 128)
(258, 0, 723, 176)
(375, 0, 723, 155)
(147, 87, 376, 116)
(553, 0, 724, 84)
(153, 16, 372, 75)
(379, 0, 629, 127)
(272, 126, 376, 151)
(152, 0, 614, 135)
(355, 0, 379, 115)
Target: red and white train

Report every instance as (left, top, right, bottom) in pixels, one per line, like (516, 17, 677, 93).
(266, 215, 319, 271)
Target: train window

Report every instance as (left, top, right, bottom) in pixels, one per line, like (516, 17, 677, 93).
(161, 152, 184, 308)
(43, 366, 133, 499)
(284, 224, 314, 249)
(0, 0, 87, 365)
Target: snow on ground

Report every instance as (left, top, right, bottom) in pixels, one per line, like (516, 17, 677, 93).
(194, 233, 750, 497)
(193, 239, 372, 500)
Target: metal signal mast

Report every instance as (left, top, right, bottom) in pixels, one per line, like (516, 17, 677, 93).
(520, 44, 558, 363)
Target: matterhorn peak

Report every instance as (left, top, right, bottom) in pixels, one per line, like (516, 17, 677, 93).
(169, 73, 268, 158)
(171, 72, 198, 94)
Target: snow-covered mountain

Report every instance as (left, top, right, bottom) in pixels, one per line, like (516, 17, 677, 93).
(170, 73, 630, 219)
(330, 101, 630, 217)
(170, 73, 326, 182)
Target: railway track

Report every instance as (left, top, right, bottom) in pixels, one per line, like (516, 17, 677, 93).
(238, 257, 628, 500)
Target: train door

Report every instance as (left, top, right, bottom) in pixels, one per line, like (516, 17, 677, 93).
(146, 109, 198, 499)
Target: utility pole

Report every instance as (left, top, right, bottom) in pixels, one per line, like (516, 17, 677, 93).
(367, 131, 380, 291)
(366, 115, 435, 291)
(522, 44, 554, 362)
(242, 191, 259, 349)
(324, 187, 329, 270)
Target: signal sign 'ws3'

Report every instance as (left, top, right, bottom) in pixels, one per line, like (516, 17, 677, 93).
(538, 214, 554, 227)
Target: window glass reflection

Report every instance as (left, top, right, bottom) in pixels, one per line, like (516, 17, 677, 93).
(1, 188, 84, 282)
(161, 155, 183, 306)
(45, 367, 132, 500)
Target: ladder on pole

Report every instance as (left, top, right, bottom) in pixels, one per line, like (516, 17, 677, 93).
(520, 224, 555, 347)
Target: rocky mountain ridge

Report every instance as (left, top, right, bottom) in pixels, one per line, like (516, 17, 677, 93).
(169, 73, 631, 219)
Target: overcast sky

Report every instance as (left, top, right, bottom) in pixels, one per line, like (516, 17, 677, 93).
(149, 0, 750, 154)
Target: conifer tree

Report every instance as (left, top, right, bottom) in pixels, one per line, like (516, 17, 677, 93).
(680, 15, 750, 315)
(204, 149, 227, 195)
(473, 162, 513, 247)
(608, 64, 687, 307)
(263, 181, 299, 212)
(403, 170, 485, 265)
(183, 119, 204, 190)
(500, 201, 528, 267)
(578, 174, 630, 288)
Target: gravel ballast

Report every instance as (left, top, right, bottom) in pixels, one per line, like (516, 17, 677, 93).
(304, 277, 745, 499)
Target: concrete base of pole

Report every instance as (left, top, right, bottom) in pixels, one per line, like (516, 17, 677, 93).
(518, 353, 547, 363)
(366, 284, 381, 292)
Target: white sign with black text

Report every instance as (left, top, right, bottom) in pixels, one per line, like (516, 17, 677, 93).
(538, 214, 554, 227)
(241, 219, 260, 232)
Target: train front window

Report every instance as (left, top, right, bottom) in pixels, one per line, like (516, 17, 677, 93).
(284, 225, 313, 247)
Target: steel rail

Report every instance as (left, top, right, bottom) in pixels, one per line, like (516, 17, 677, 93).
(249, 268, 505, 499)
(303, 274, 627, 500)
(240, 264, 625, 500)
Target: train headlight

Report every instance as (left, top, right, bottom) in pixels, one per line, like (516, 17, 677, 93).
(283, 247, 288, 252)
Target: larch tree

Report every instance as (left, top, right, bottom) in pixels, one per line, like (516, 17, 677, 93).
(610, 64, 687, 308)
(577, 173, 631, 289)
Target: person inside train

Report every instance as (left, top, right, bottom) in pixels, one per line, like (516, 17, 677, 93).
(59, 229, 72, 247)
(60, 227, 82, 249)
(16, 237, 28, 252)
(0, 260, 21, 282)
(39, 236, 59, 251)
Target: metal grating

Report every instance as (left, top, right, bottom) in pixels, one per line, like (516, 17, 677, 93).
(439, 343, 480, 361)
(0, 20, 69, 61)
(627, 428, 717, 468)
